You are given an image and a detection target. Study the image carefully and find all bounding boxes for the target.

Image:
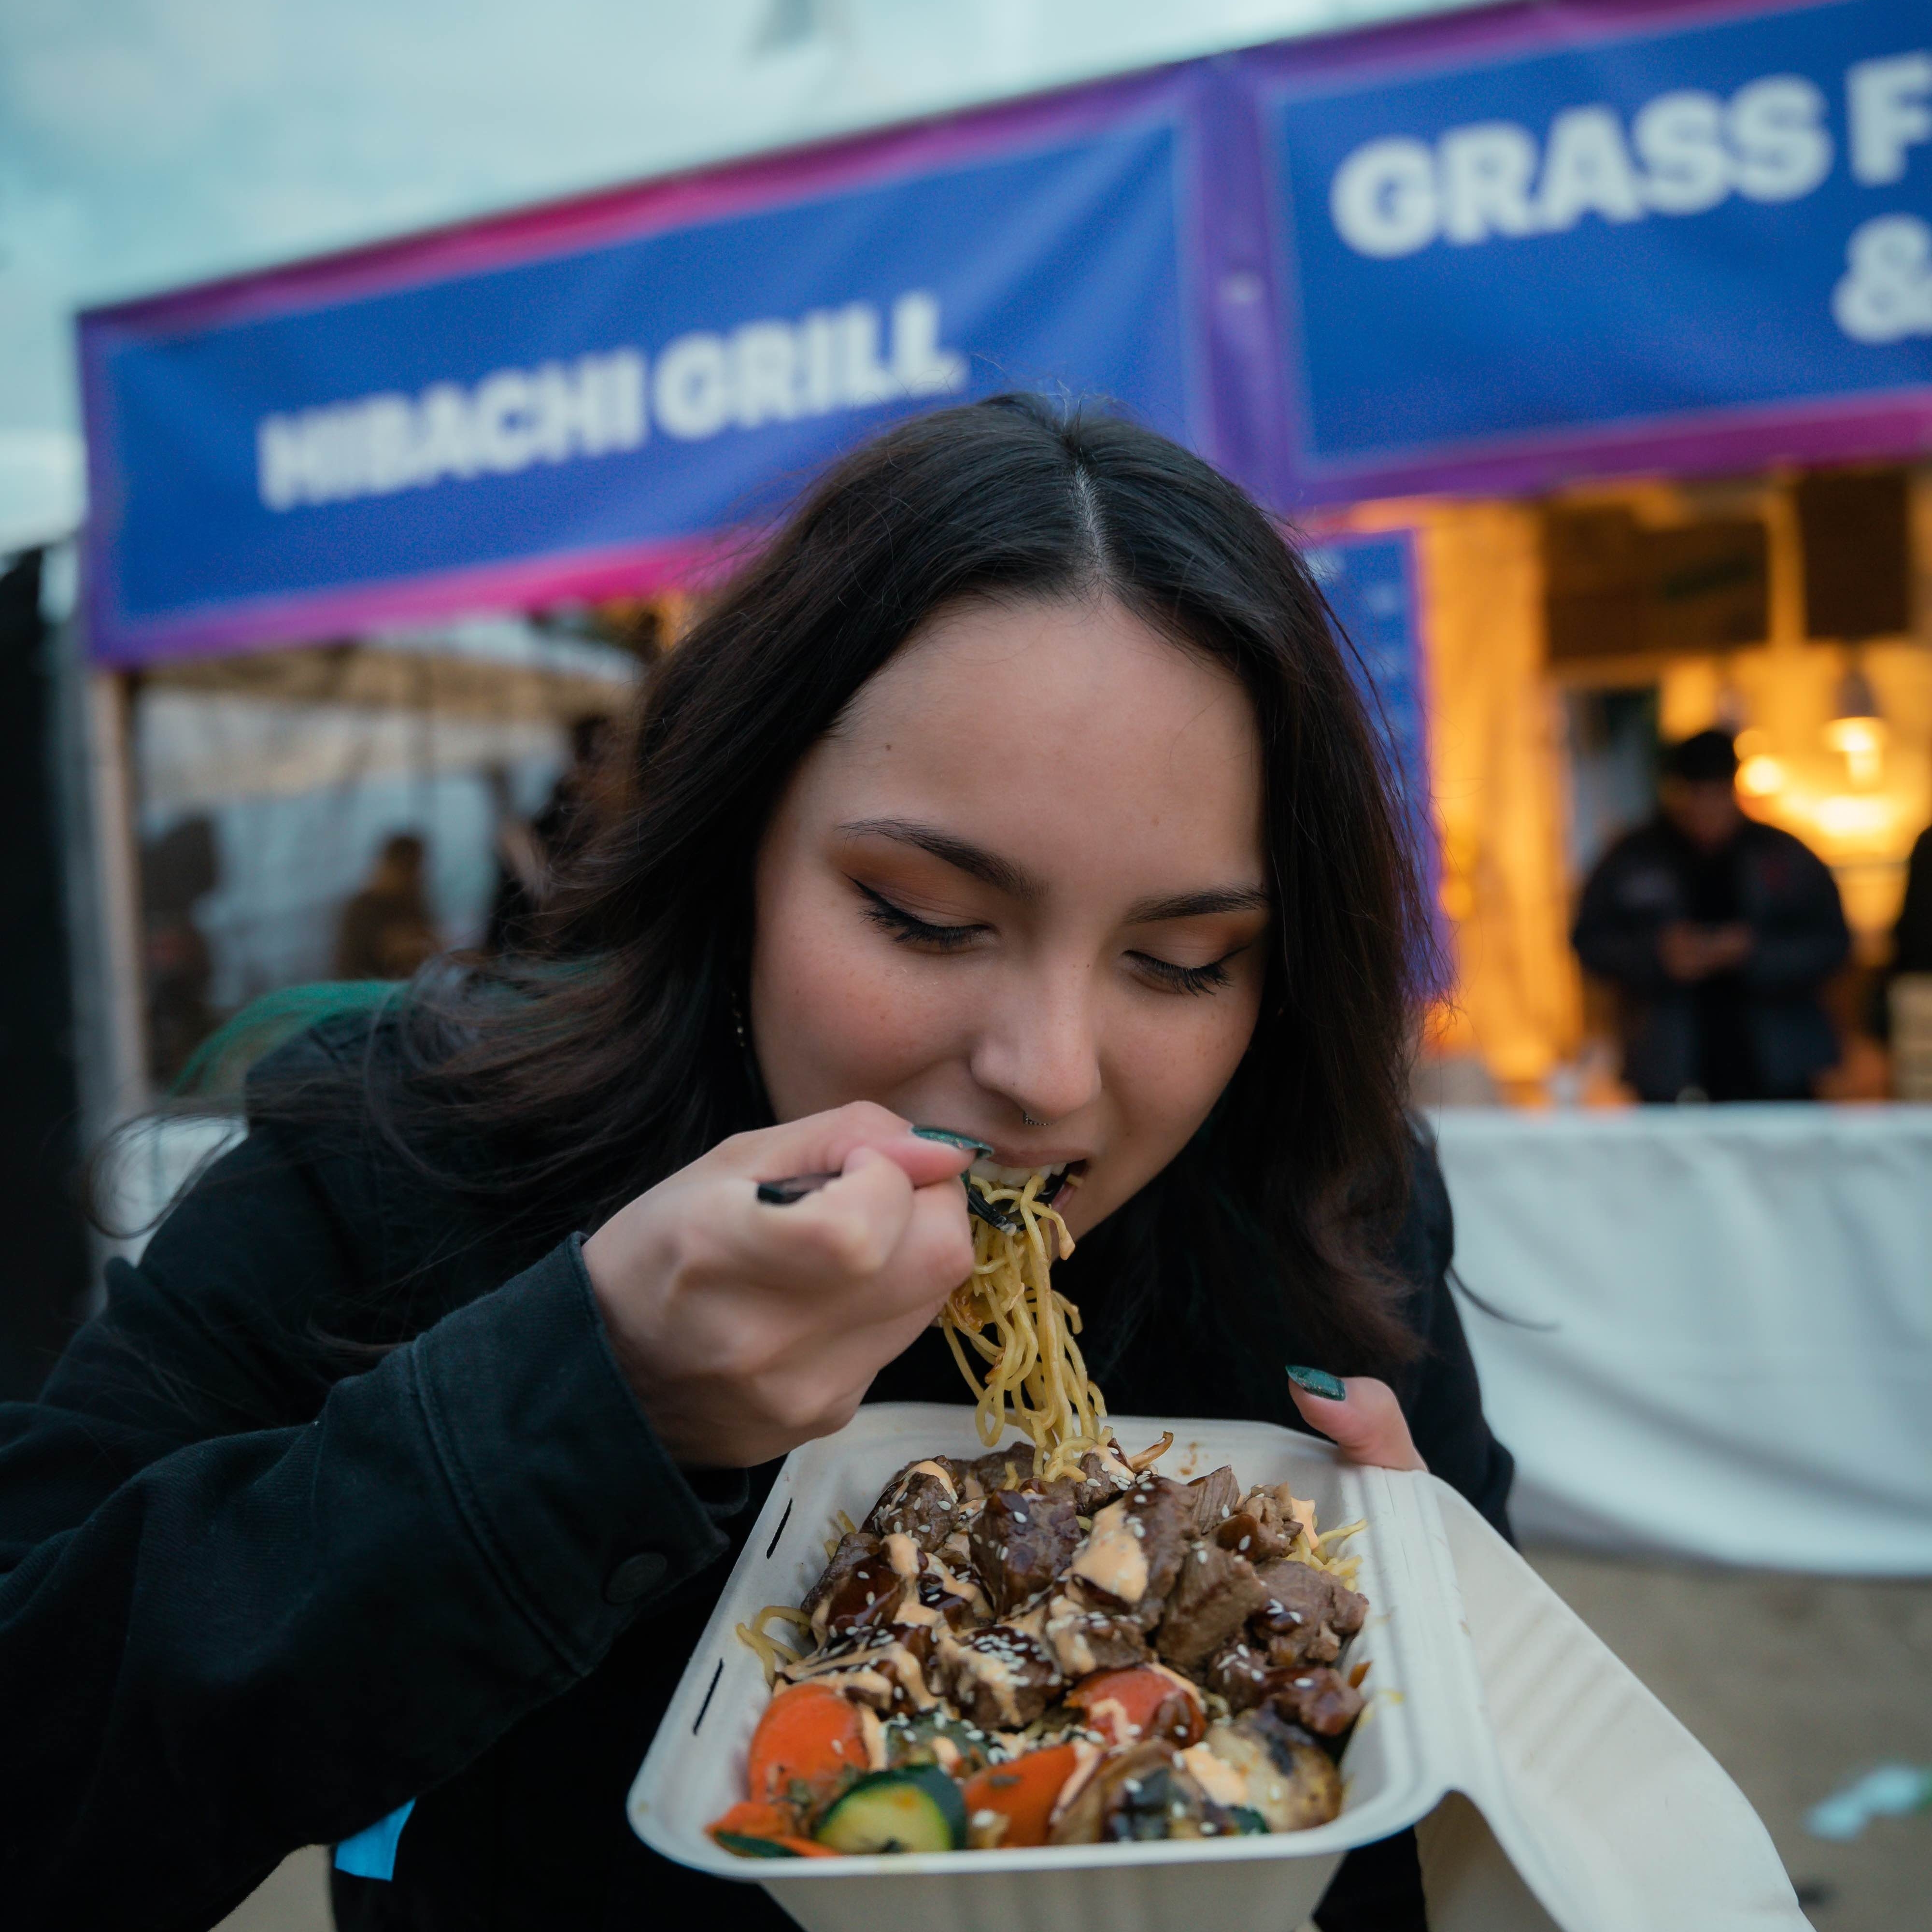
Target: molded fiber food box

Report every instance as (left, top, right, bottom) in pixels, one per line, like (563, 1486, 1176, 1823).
(628, 1403, 1485, 1932)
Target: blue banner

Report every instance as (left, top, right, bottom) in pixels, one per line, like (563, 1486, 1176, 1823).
(86, 113, 1197, 656)
(1306, 529, 1432, 833)
(1264, 0, 1932, 483)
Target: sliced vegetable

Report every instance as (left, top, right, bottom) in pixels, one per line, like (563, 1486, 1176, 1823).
(1065, 1666, 1205, 1748)
(885, 1707, 993, 1777)
(713, 1832, 839, 1860)
(959, 1742, 1082, 1849)
(814, 1765, 966, 1854)
(707, 1800, 798, 1844)
(746, 1682, 870, 1805)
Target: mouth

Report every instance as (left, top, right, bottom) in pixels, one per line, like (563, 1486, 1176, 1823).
(969, 1157, 1084, 1207)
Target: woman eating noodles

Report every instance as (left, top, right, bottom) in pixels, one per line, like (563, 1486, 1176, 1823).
(0, 397, 1510, 1930)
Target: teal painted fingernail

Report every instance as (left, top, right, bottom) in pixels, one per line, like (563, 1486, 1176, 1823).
(1286, 1365, 1346, 1401)
(912, 1126, 995, 1156)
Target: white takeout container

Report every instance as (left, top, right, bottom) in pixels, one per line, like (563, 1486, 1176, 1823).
(628, 1403, 1810, 1932)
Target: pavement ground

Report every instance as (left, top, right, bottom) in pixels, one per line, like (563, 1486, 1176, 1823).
(213, 1549, 1932, 1932)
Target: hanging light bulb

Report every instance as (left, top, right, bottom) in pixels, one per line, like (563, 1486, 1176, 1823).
(1824, 658, 1885, 787)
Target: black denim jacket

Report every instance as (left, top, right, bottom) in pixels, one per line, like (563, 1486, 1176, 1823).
(0, 1022, 1510, 1932)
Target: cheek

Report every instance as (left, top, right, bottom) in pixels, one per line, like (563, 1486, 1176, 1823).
(750, 876, 956, 1118)
(1106, 979, 1263, 1147)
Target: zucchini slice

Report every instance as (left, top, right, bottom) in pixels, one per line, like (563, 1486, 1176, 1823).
(814, 1765, 966, 1854)
(713, 1832, 810, 1859)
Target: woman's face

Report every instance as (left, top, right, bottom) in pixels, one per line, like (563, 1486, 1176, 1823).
(750, 594, 1269, 1237)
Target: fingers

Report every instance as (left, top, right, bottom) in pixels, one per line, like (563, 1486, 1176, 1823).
(1287, 1373, 1428, 1473)
(728, 1143, 973, 1325)
(716, 1101, 978, 1193)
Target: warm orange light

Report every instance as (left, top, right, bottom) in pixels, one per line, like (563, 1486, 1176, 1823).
(1733, 727, 1773, 759)
(1823, 714, 1886, 786)
(1737, 754, 1786, 797)
(1813, 794, 1896, 838)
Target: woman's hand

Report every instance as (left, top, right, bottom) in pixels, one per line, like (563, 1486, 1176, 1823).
(582, 1103, 977, 1468)
(1286, 1372, 1428, 1472)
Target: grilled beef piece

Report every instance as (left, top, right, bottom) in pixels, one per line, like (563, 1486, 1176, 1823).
(1068, 1476, 1194, 1625)
(1213, 1508, 1293, 1566)
(863, 1461, 960, 1551)
(809, 1540, 911, 1642)
(1155, 1539, 1268, 1671)
(1041, 1590, 1151, 1677)
(1203, 1636, 1274, 1713)
(933, 1624, 1064, 1731)
(959, 1446, 1037, 1498)
(1251, 1559, 1368, 1667)
(971, 1488, 1085, 1617)
(1185, 1466, 1242, 1536)
(803, 1530, 883, 1631)
(1066, 1448, 1136, 1515)
(1264, 1664, 1365, 1738)
(1241, 1486, 1305, 1549)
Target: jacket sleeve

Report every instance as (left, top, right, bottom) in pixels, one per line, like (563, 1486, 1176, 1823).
(0, 1132, 739, 1932)
(1390, 1132, 1515, 1540)
(1571, 842, 1668, 994)
(1746, 841, 1851, 993)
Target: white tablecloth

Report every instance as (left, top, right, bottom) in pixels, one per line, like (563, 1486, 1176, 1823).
(1434, 1105, 1932, 1576)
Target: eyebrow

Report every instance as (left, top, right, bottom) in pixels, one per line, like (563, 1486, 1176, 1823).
(837, 818, 1043, 899)
(1124, 885, 1272, 924)
(838, 817, 1269, 924)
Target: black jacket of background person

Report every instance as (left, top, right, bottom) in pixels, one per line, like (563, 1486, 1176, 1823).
(1573, 815, 1850, 1102)
(0, 1017, 1512, 1932)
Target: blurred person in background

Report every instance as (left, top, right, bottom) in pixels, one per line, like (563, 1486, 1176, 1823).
(1573, 729, 1849, 1103)
(141, 815, 220, 1085)
(335, 831, 442, 981)
(486, 713, 619, 954)
(1890, 824, 1932, 979)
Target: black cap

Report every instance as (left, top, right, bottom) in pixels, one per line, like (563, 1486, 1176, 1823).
(1662, 729, 1739, 783)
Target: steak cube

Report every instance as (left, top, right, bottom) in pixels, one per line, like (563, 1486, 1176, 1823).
(864, 1460, 960, 1551)
(934, 1624, 1064, 1731)
(1251, 1559, 1367, 1667)
(970, 1487, 1084, 1616)
(1185, 1466, 1241, 1536)
(1156, 1540, 1268, 1671)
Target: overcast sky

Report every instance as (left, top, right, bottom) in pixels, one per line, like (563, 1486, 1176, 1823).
(0, 0, 1476, 543)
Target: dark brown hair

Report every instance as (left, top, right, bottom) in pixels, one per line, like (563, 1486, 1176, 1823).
(264, 395, 1430, 1400)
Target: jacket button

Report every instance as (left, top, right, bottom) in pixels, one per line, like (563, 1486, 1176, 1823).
(604, 1552, 668, 1604)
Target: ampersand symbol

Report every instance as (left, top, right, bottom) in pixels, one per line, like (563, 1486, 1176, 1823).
(1833, 214, 1932, 344)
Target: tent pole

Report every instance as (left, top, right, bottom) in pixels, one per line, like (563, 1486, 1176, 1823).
(50, 576, 148, 1291)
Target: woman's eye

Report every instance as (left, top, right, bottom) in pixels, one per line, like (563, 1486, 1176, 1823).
(855, 882, 986, 952)
(1129, 951, 1235, 996)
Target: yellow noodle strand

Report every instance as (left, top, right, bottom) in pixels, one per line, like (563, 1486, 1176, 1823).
(939, 1174, 1109, 1478)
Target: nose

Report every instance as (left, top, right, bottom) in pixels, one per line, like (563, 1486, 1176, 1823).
(969, 955, 1103, 1129)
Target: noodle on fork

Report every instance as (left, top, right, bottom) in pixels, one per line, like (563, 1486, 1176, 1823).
(938, 1172, 1109, 1478)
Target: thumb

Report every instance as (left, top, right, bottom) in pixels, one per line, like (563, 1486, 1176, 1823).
(1286, 1369, 1427, 1473)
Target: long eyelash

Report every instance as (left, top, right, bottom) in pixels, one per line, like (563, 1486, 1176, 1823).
(854, 882, 983, 952)
(1134, 954, 1233, 995)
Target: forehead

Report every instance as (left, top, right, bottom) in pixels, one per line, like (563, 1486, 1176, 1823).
(804, 594, 1264, 879)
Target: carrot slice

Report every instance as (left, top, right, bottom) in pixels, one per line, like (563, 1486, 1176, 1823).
(959, 1742, 1082, 1848)
(1065, 1667, 1205, 1748)
(707, 1800, 801, 1844)
(744, 1683, 870, 1805)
